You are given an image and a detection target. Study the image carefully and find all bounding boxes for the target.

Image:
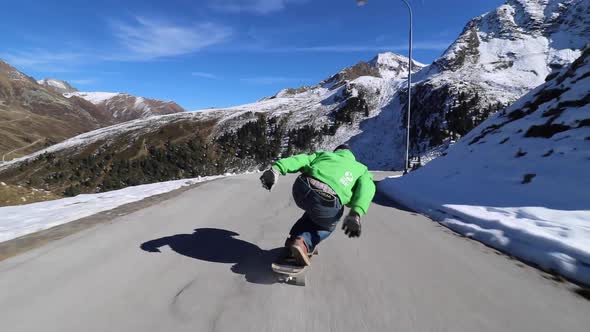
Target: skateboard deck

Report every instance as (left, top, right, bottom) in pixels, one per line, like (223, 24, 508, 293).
(271, 248, 318, 286)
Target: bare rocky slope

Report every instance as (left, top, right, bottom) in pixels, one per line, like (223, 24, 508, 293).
(64, 91, 186, 123)
(37, 78, 187, 123)
(37, 79, 78, 94)
(0, 62, 107, 160)
(0, 65, 188, 161)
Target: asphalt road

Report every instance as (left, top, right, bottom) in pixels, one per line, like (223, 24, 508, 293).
(0, 173, 588, 332)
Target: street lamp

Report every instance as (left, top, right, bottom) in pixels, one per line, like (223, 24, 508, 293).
(356, 0, 413, 174)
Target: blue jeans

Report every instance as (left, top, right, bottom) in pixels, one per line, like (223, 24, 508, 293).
(289, 175, 344, 251)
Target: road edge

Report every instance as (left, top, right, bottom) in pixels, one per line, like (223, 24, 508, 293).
(0, 179, 214, 262)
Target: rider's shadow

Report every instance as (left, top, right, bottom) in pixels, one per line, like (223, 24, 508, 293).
(140, 228, 282, 284)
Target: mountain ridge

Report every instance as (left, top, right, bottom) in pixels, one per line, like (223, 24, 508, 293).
(0, 51, 419, 197)
(64, 91, 186, 123)
(0, 67, 187, 160)
(37, 79, 77, 94)
(0, 60, 105, 160)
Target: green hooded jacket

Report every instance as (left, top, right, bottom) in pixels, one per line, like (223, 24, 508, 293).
(272, 149, 376, 216)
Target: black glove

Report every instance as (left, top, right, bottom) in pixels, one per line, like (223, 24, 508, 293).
(342, 212, 361, 238)
(260, 167, 279, 191)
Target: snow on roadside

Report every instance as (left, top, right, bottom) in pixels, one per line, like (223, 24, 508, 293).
(0, 175, 229, 243)
(381, 176, 590, 286)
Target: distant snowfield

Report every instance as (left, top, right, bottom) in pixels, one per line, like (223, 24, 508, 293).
(64, 91, 121, 104)
(0, 175, 228, 243)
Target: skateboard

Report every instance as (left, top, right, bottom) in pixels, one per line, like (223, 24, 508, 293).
(271, 247, 318, 286)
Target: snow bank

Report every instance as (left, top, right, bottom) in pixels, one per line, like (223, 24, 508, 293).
(0, 175, 227, 243)
(380, 176, 590, 286)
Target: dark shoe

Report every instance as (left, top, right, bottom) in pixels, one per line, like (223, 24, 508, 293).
(284, 236, 295, 248)
(285, 236, 316, 257)
(290, 237, 311, 266)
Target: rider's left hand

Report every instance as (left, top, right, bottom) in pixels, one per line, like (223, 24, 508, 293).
(342, 212, 361, 238)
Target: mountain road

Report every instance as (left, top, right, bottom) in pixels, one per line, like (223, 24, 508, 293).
(0, 172, 588, 332)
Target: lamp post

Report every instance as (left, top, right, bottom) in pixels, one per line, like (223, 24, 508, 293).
(356, 0, 413, 174)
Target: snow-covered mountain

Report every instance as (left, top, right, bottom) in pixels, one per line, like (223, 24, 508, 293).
(397, 0, 589, 157)
(381, 46, 590, 285)
(64, 92, 186, 123)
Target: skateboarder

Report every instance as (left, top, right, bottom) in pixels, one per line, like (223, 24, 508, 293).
(260, 144, 376, 266)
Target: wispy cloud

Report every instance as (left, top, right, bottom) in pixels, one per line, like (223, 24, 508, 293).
(192, 71, 220, 79)
(1, 17, 233, 72)
(211, 0, 308, 14)
(240, 76, 310, 84)
(110, 17, 232, 60)
(0, 49, 87, 72)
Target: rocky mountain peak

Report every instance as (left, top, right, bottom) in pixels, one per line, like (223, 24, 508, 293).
(37, 78, 78, 94)
(320, 52, 423, 90)
(64, 91, 186, 123)
(430, 0, 586, 74)
(369, 52, 426, 79)
(478, 0, 574, 39)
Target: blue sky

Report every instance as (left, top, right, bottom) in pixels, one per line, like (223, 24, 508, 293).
(0, 0, 503, 110)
